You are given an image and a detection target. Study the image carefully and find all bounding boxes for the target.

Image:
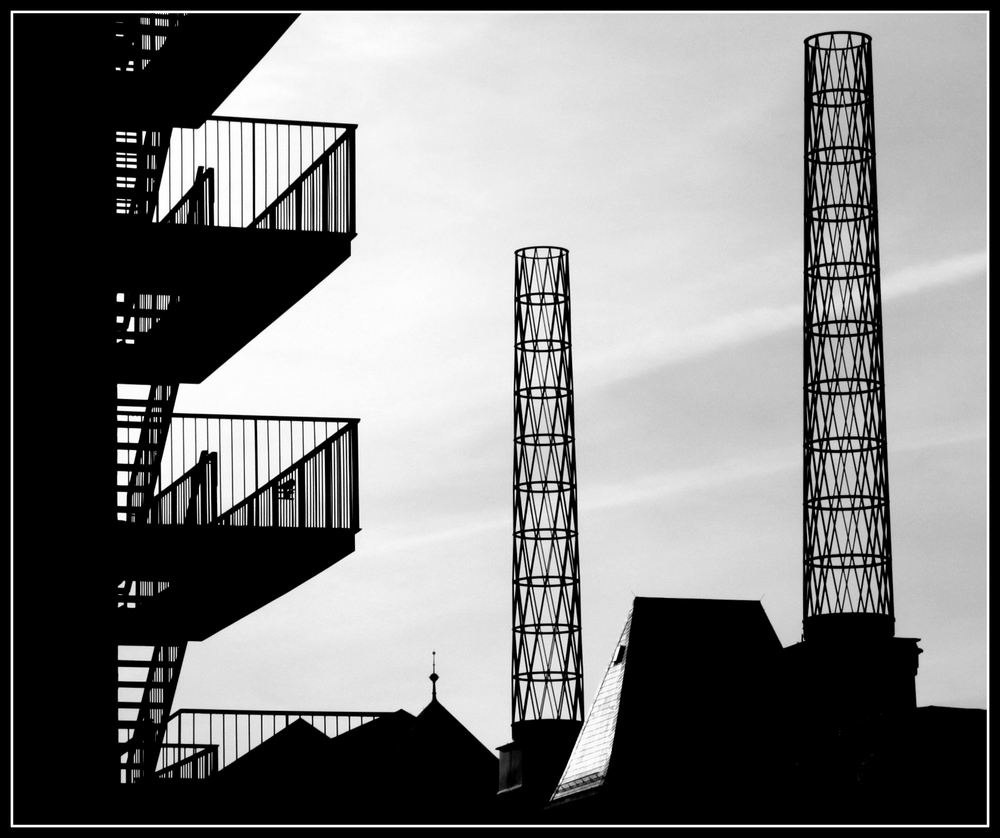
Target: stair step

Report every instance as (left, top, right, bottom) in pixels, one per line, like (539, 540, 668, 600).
(118, 659, 179, 668)
(118, 700, 166, 709)
(118, 441, 165, 451)
(117, 398, 162, 407)
(118, 680, 150, 688)
(117, 307, 167, 316)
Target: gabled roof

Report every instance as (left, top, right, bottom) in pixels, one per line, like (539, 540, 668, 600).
(209, 698, 498, 822)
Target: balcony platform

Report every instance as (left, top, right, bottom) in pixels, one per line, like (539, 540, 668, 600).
(15, 14, 297, 130)
(115, 523, 356, 642)
(110, 14, 298, 128)
(113, 225, 354, 383)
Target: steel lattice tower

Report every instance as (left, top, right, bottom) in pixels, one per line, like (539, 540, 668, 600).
(803, 32, 893, 640)
(512, 246, 584, 726)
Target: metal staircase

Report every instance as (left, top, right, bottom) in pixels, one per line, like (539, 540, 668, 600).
(118, 643, 187, 783)
(117, 383, 179, 522)
(117, 383, 184, 783)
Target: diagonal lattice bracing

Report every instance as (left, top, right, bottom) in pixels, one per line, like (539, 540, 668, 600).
(512, 246, 584, 725)
(803, 32, 894, 637)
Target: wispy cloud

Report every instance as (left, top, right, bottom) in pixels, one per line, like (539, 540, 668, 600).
(358, 514, 509, 559)
(584, 249, 987, 387)
(881, 250, 987, 299)
(583, 449, 798, 514)
(581, 422, 986, 516)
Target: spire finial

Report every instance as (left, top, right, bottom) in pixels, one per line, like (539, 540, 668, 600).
(429, 650, 439, 701)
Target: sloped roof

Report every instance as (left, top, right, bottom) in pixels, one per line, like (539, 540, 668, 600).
(212, 712, 416, 791)
(549, 605, 633, 803)
(402, 697, 499, 774)
(549, 596, 783, 807)
(209, 698, 497, 822)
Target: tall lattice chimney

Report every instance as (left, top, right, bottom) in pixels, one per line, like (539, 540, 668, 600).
(802, 30, 894, 642)
(499, 245, 584, 808)
(787, 31, 920, 748)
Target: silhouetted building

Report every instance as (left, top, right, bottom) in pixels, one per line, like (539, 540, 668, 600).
(542, 31, 983, 826)
(540, 598, 985, 826)
(13, 12, 360, 825)
(172, 693, 499, 825)
(546, 597, 786, 824)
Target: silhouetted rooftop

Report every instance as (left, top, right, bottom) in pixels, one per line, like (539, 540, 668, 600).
(549, 597, 784, 821)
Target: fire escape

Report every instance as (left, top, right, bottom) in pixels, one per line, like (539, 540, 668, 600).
(100, 13, 360, 792)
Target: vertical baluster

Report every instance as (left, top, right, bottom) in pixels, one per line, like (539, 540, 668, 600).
(350, 423, 358, 530)
(298, 461, 306, 527)
(324, 442, 333, 528)
(322, 146, 330, 232)
(348, 128, 355, 234)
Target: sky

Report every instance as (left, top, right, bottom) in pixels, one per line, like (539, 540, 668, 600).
(166, 12, 988, 758)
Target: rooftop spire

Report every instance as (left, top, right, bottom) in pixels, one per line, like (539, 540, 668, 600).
(429, 650, 439, 702)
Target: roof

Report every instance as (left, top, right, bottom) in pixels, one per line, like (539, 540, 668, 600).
(550, 597, 783, 808)
(209, 699, 498, 823)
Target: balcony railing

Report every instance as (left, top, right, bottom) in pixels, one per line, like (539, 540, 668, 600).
(150, 117, 355, 234)
(114, 14, 185, 74)
(148, 451, 217, 526)
(118, 580, 170, 609)
(117, 412, 359, 532)
(155, 744, 218, 780)
(159, 709, 389, 775)
(116, 292, 180, 345)
(162, 165, 215, 226)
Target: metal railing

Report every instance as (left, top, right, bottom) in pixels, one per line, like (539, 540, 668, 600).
(118, 385, 179, 521)
(118, 580, 170, 609)
(163, 165, 215, 226)
(147, 451, 218, 525)
(114, 14, 185, 74)
(116, 292, 180, 345)
(159, 710, 389, 774)
(153, 117, 356, 234)
(125, 413, 359, 530)
(155, 745, 219, 780)
(120, 643, 188, 784)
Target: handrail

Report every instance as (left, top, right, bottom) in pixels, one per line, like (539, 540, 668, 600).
(155, 744, 218, 780)
(161, 709, 390, 774)
(121, 384, 179, 521)
(125, 414, 359, 530)
(215, 423, 356, 529)
(141, 128, 172, 221)
(154, 117, 355, 232)
(162, 166, 215, 226)
(147, 450, 217, 526)
(249, 129, 354, 232)
(212, 114, 358, 130)
(169, 708, 395, 719)
(169, 412, 360, 424)
(121, 643, 188, 784)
